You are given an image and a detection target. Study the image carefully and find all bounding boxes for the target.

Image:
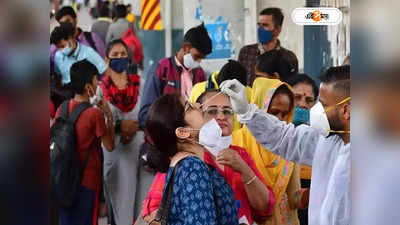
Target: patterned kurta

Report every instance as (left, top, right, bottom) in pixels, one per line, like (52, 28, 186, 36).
(165, 157, 238, 225)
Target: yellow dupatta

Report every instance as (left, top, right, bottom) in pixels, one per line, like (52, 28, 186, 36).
(232, 78, 299, 225)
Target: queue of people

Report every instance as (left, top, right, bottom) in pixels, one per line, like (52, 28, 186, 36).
(50, 4, 350, 225)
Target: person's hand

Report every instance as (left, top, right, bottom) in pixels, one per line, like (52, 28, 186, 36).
(138, 62, 144, 71)
(216, 149, 247, 174)
(220, 79, 249, 115)
(120, 119, 139, 144)
(97, 98, 113, 120)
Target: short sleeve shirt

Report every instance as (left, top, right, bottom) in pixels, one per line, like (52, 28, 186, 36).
(54, 99, 106, 191)
(54, 43, 107, 84)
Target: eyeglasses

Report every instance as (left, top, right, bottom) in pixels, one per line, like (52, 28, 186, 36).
(185, 101, 201, 113)
(324, 97, 351, 113)
(203, 106, 234, 116)
(185, 92, 225, 113)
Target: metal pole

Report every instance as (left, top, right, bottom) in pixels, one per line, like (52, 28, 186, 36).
(244, 0, 257, 45)
(165, 0, 172, 57)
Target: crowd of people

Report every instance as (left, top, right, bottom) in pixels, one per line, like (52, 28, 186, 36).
(50, 3, 350, 225)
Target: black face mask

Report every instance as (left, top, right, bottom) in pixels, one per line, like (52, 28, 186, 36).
(60, 22, 75, 30)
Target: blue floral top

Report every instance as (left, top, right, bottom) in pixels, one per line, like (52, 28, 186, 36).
(164, 156, 238, 225)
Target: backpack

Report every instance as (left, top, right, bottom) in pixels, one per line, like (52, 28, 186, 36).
(121, 26, 144, 65)
(50, 101, 94, 208)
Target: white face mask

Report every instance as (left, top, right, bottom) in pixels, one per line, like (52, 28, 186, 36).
(310, 101, 330, 137)
(183, 53, 200, 69)
(89, 85, 102, 105)
(199, 119, 232, 157)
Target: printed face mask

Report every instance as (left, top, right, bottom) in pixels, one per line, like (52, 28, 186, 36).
(199, 119, 232, 157)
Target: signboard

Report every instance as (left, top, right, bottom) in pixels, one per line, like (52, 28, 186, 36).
(204, 16, 232, 59)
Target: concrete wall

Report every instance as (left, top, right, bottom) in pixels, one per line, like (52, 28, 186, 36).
(257, 0, 306, 70)
(182, 0, 305, 75)
(303, 0, 350, 82)
(183, 0, 246, 75)
(129, 0, 349, 80)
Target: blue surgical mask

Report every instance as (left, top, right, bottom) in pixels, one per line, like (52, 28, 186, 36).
(257, 26, 273, 44)
(61, 46, 72, 56)
(109, 57, 129, 73)
(292, 106, 310, 126)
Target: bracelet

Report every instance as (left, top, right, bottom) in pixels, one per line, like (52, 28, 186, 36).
(245, 175, 257, 185)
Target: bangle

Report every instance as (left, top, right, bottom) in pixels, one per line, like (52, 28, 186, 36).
(245, 175, 257, 185)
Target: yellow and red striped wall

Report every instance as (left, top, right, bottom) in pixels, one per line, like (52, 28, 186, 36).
(140, 0, 163, 30)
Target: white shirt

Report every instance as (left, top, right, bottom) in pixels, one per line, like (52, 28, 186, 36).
(238, 104, 350, 225)
(351, 106, 400, 225)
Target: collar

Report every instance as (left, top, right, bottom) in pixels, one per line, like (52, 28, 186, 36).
(77, 27, 83, 38)
(98, 17, 112, 22)
(258, 39, 281, 54)
(71, 42, 81, 58)
(174, 55, 191, 72)
(116, 18, 127, 23)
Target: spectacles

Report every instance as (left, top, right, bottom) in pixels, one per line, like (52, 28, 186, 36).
(185, 92, 225, 113)
(324, 97, 351, 113)
(184, 101, 202, 112)
(203, 106, 234, 116)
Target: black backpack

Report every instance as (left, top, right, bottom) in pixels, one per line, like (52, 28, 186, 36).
(50, 101, 94, 208)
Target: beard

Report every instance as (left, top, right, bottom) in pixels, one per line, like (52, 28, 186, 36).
(328, 110, 345, 132)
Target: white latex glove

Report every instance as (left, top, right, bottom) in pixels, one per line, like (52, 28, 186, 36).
(220, 79, 249, 115)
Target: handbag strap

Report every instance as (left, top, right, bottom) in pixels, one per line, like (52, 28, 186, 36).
(152, 159, 184, 225)
(151, 160, 220, 225)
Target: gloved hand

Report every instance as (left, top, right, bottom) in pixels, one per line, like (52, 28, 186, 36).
(220, 79, 250, 115)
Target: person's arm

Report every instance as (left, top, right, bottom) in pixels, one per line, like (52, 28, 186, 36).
(238, 148, 275, 218)
(216, 149, 272, 212)
(240, 105, 319, 166)
(97, 99, 115, 151)
(142, 172, 166, 222)
(221, 79, 321, 166)
(119, 119, 139, 144)
(286, 164, 305, 209)
(138, 63, 163, 128)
